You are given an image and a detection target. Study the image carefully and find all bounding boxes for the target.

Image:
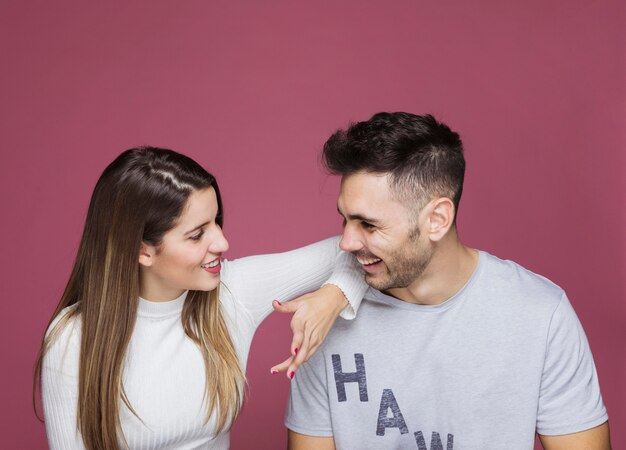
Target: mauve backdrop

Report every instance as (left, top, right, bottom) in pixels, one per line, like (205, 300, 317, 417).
(1, 1, 624, 449)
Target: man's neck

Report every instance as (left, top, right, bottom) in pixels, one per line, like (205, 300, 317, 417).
(385, 237, 479, 306)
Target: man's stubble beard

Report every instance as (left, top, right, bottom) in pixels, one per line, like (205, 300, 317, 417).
(365, 225, 433, 291)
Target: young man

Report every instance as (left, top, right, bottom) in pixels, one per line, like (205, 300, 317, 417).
(285, 113, 610, 450)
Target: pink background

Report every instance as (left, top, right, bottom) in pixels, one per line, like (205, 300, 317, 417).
(1, 1, 624, 448)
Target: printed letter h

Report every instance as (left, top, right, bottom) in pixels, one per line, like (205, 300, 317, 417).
(332, 353, 368, 402)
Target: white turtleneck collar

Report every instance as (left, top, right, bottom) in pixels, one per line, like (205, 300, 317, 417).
(137, 290, 188, 319)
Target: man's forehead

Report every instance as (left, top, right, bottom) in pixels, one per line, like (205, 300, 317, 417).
(341, 170, 390, 183)
(339, 172, 391, 195)
(338, 172, 407, 218)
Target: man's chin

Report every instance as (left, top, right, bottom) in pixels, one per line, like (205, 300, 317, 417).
(364, 273, 391, 291)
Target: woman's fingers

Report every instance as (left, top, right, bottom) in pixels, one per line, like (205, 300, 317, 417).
(270, 356, 293, 375)
(272, 299, 302, 314)
(290, 328, 304, 358)
(273, 299, 305, 356)
(287, 331, 311, 378)
(271, 285, 346, 378)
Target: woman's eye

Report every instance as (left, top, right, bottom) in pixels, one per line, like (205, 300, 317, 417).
(190, 230, 204, 241)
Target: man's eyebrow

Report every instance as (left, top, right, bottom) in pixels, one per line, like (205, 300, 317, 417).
(183, 221, 210, 235)
(336, 206, 379, 224)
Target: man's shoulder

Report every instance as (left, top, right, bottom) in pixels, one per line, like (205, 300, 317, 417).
(479, 250, 565, 302)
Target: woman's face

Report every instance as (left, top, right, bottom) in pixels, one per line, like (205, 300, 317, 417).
(138, 187, 229, 301)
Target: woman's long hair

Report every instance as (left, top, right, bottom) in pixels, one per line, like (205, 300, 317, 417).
(34, 147, 245, 449)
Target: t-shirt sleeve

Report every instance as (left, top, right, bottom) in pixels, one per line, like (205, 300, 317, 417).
(42, 312, 87, 450)
(221, 236, 366, 327)
(285, 349, 334, 437)
(536, 293, 608, 435)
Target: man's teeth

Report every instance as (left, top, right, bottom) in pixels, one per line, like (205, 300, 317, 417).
(201, 259, 220, 269)
(356, 257, 382, 266)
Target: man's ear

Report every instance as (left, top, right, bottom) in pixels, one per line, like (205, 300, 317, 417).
(138, 242, 156, 267)
(426, 197, 455, 242)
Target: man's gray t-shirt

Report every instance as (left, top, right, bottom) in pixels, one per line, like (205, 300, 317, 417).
(285, 252, 607, 449)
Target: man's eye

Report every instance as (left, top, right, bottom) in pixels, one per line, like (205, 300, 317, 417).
(361, 222, 375, 230)
(190, 230, 204, 241)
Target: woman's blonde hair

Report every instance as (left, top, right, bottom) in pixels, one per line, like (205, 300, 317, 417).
(34, 147, 245, 449)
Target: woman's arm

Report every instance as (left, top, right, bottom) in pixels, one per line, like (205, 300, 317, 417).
(41, 313, 87, 450)
(220, 236, 366, 374)
(222, 236, 364, 322)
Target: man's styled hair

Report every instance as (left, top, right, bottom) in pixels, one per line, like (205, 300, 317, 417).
(323, 112, 465, 215)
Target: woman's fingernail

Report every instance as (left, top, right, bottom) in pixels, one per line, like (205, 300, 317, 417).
(270, 369, 278, 375)
(294, 347, 298, 355)
(289, 371, 295, 379)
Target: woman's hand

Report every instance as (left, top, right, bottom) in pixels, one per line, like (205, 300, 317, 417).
(270, 284, 348, 379)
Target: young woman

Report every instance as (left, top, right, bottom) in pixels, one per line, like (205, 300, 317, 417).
(34, 147, 365, 449)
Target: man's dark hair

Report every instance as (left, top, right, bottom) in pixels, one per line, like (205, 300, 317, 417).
(323, 112, 465, 215)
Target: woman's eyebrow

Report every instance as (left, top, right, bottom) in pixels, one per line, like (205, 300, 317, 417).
(184, 221, 210, 235)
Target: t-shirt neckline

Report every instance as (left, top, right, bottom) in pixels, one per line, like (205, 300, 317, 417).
(367, 250, 486, 313)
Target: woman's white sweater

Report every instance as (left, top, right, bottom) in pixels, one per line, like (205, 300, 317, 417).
(42, 237, 365, 449)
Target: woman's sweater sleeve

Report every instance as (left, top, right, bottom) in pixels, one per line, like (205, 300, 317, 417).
(41, 312, 87, 450)
(220, 236, 367, 328)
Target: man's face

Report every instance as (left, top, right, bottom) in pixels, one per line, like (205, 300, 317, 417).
(337, 172, 433, 292)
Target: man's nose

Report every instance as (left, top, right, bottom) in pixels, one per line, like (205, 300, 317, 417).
(339, 224, 362, 253)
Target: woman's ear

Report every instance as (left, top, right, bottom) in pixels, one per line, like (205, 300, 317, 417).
(138, 242, 156, 267)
